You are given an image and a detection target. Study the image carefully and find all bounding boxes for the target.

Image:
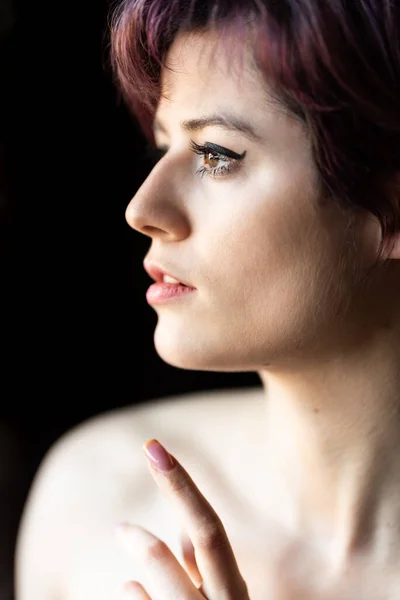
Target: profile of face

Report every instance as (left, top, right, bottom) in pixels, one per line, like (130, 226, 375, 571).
(125, 30, 382, 373)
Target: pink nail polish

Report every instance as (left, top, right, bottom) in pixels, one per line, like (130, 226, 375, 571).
(143, 439, 175, 471)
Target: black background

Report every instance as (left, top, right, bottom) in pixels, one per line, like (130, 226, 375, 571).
(1, 0, 258, 597)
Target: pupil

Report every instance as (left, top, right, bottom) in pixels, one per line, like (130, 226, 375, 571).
(207, 153, 219, 168)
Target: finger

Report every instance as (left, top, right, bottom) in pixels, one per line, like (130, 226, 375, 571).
(116, 523, 205, 600)
(180, 529, 203, 587)
(121, 580, 152, 599)
(143, 439, 250, 600)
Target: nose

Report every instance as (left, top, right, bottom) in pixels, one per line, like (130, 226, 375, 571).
(125, 156, 191, 242)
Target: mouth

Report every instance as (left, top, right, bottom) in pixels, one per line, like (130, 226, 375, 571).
(143, 260, 196, 289)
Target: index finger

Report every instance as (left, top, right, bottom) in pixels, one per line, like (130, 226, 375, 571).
(143, 439, 250, 600)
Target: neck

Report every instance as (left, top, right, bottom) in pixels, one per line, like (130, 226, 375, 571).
(257, 321, 400, 573)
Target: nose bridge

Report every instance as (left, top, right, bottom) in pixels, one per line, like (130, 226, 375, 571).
(125, 155, 190, 240)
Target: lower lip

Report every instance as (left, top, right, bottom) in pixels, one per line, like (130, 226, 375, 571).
(146, 282, 197, 305)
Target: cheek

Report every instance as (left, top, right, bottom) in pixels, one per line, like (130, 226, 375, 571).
(201, 171, 352, 331)
(203, 170, 322, 292)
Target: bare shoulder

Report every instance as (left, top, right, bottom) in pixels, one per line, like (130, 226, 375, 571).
(19, 383, 263, 520)
(16, 385, 263, 600)
(47, 384, 265, 496)
(66, 384, 265, 463)
(38, 384, 263, 463)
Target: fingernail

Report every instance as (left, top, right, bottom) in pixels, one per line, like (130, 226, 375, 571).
(143, 439, 175, 471)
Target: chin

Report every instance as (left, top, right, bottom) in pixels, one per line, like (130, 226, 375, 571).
(153, 327, 259, 373)
(153, 326, 214, 370)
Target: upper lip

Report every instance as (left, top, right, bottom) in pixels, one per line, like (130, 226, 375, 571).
(143, 260, 195, 288)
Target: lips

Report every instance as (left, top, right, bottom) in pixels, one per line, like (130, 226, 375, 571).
(143, 260, 195, 288)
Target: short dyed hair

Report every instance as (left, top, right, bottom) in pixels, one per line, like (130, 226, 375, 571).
(110, 0, 400, 265)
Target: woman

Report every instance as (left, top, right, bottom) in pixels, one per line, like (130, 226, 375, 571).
(15, 0, 400, 598)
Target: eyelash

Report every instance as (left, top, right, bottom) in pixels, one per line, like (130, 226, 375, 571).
(145, 140, 245, 179)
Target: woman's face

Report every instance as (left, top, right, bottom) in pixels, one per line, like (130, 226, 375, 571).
(126, 30, 378, 372)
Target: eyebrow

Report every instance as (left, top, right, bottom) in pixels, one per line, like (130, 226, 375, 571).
(153, 112, 262, 142)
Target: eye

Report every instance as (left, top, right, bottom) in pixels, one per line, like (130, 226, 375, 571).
(145, 141, 246, 179)
(189, 140, 246, 179)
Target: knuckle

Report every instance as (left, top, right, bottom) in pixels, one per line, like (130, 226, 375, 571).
(196, 519, 228, 551)
(223, 575, 250, 599)
(238, 578, 250, 598)
(143, 538, 169, 564)
(169, 471, 191, 495)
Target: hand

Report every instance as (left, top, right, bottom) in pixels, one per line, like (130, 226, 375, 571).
(115, 439, 251, 599)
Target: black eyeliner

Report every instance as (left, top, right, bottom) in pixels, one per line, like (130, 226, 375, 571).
(146, 140, 246, 165)
(190, 140, 246, 160)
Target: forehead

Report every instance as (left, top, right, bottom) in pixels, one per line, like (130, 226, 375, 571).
(156, 31, 276, 124)
(162, 31, 253, 88)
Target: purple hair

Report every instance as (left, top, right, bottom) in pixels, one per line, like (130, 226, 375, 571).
(110, 0, 400, 265)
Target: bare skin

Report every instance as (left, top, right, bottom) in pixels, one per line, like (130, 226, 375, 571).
(15, 388, 400, 599)
(16, 28, 400, 600)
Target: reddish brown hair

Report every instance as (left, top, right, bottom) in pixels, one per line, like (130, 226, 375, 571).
(110, 0, 400, 264)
